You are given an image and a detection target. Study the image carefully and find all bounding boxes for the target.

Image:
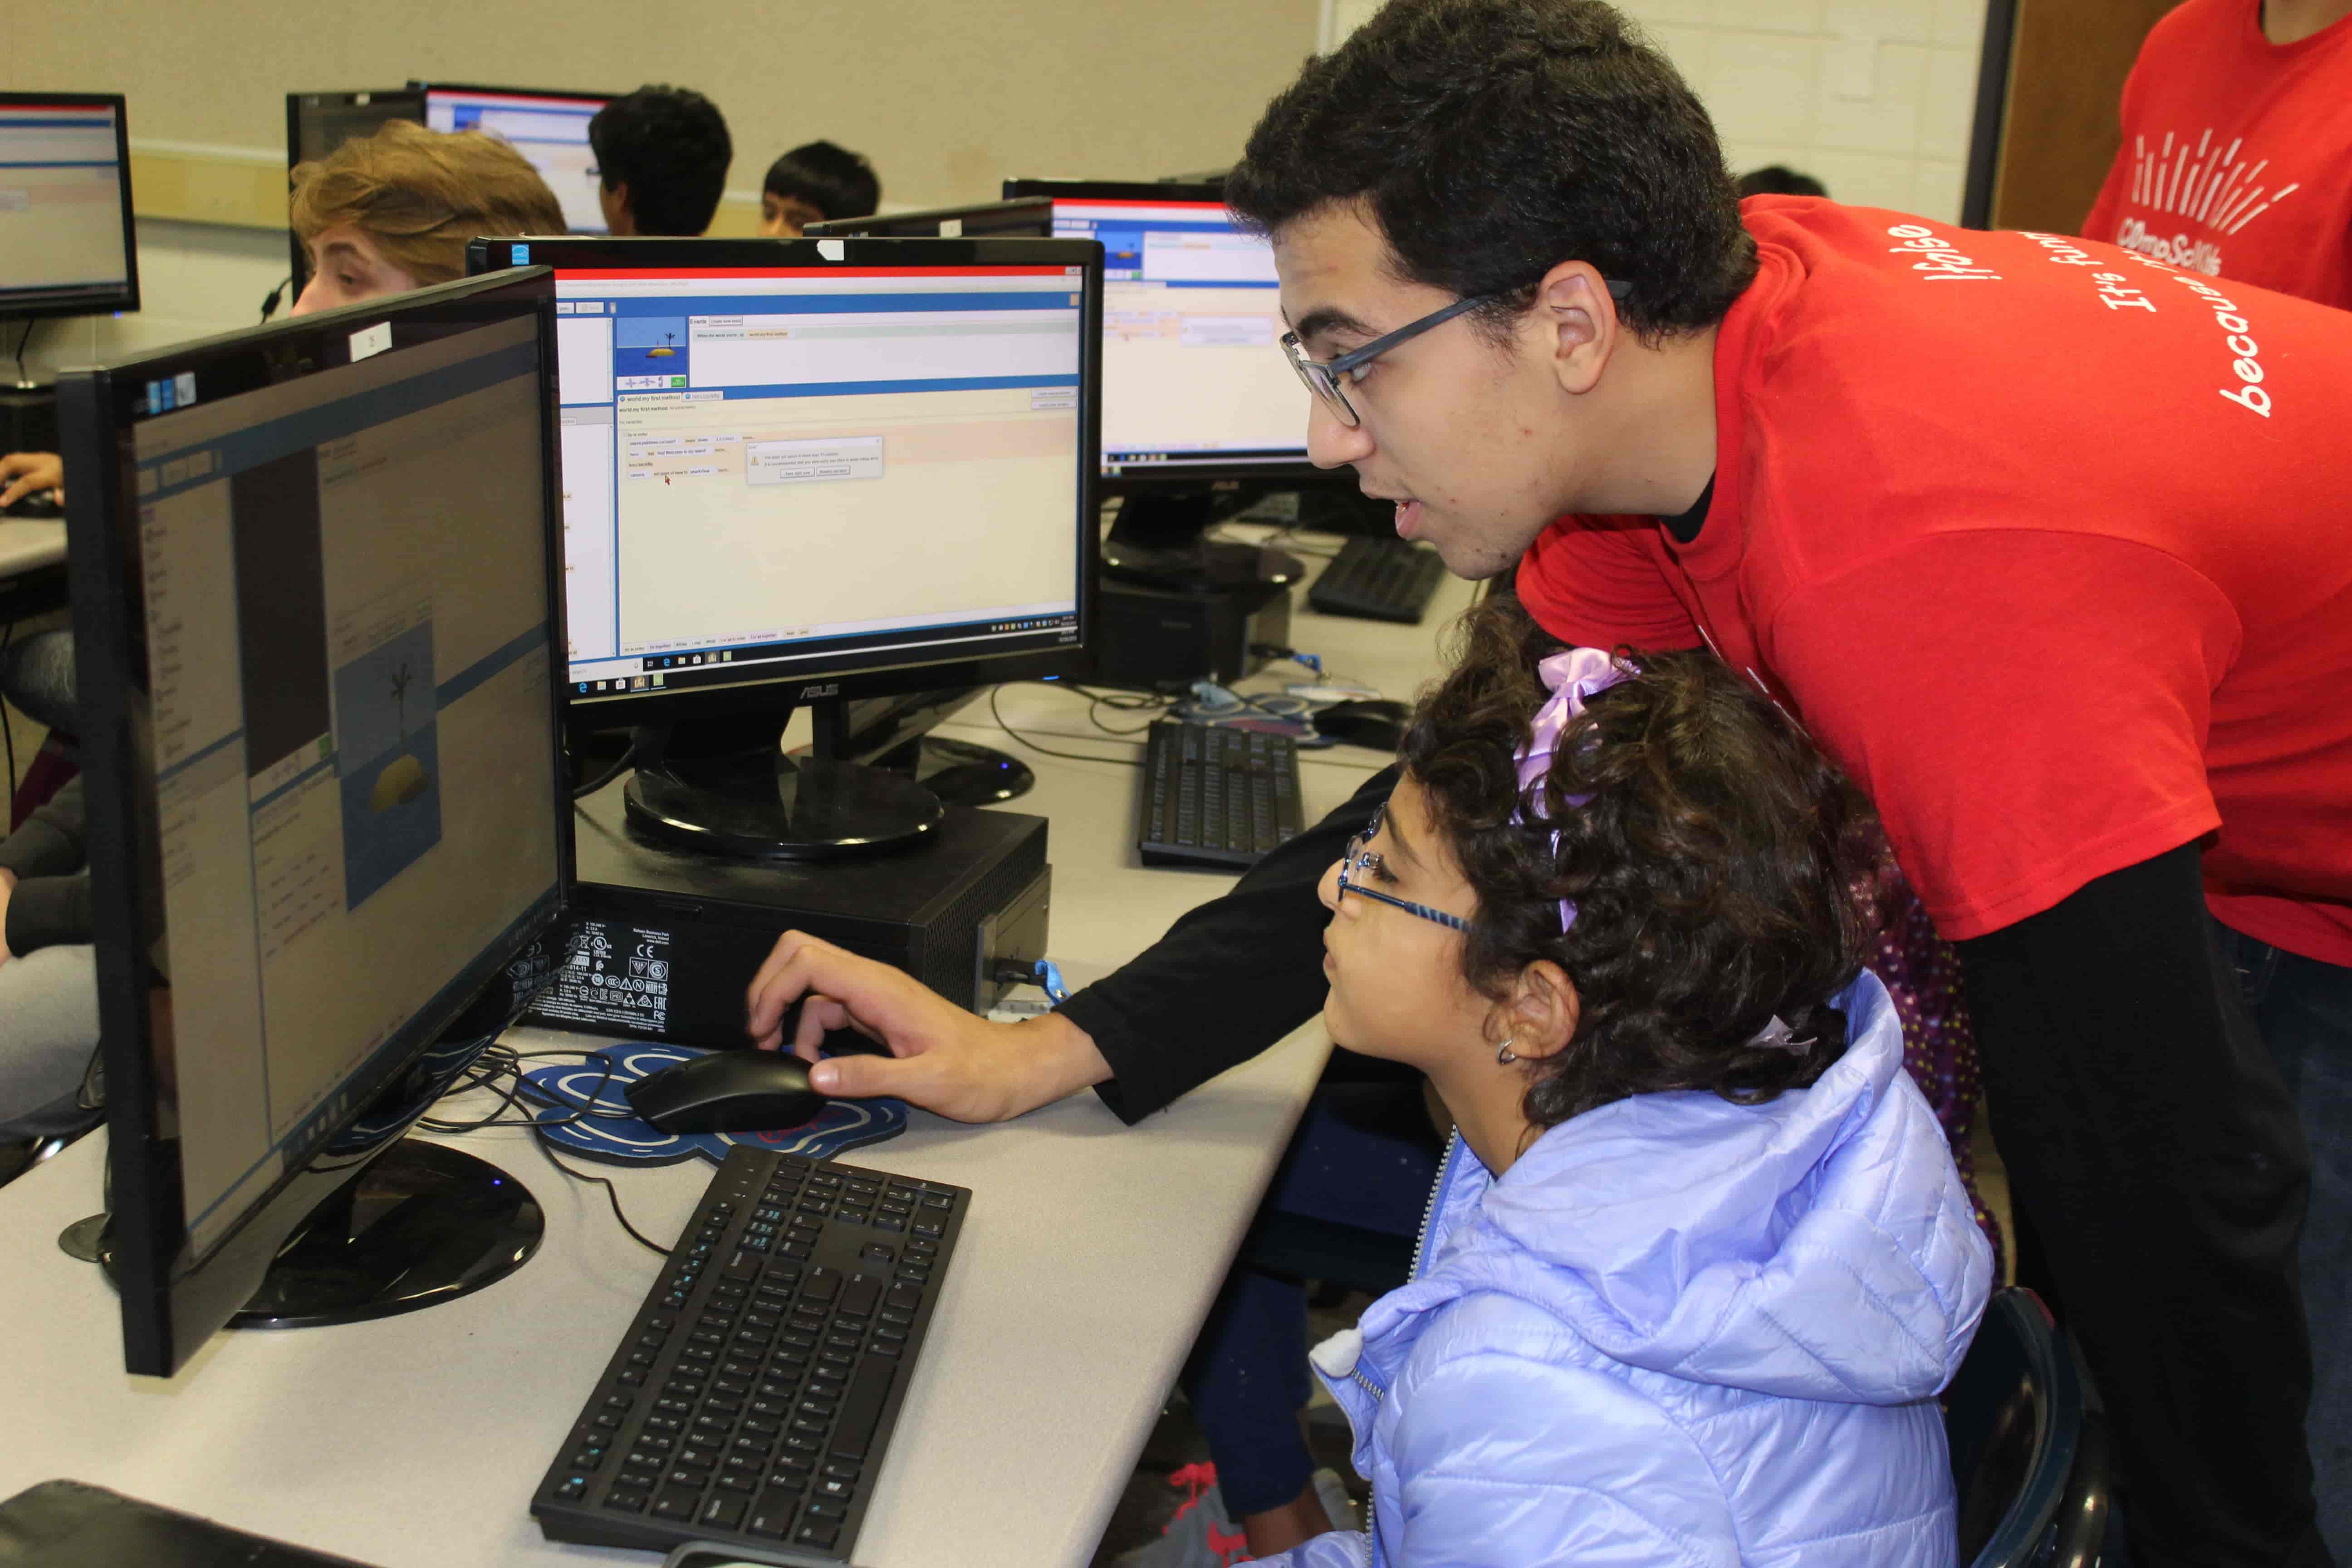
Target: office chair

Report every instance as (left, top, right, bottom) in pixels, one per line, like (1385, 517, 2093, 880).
(1946, 1287, 2112, 1568)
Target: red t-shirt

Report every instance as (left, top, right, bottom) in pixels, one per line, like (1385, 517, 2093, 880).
(1518, 196, 2352, 964)
(2081, 0, 2352, 309)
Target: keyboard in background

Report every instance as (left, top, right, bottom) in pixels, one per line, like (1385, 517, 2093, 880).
(1137, 719, 1305, 870)
(531, 1145, 968, 1561)
(1306, 535, 1446, 623)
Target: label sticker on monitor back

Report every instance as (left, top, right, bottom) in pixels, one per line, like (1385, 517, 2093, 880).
(524, 919, 672, 1034)
(349, 321, 393, 362)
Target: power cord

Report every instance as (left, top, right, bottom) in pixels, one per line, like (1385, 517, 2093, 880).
(987, 685, 1148, 767)
(570, 742, 636, 800)
(415, 981, 678, 1258)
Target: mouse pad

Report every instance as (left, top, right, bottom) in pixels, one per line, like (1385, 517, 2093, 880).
(519, 1044, 907, 1166)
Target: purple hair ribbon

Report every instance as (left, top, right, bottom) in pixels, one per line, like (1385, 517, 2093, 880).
(1513, 648, 1633, 931)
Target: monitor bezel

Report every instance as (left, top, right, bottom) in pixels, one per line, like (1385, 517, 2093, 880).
(405, 80, 624, 112)
(999, 177, 1324, 490)
(803, 198, 1055, 241)
(59, 267, 573, 1377)
(465, 233, 1104, 728)
(0, 91, 140, 322)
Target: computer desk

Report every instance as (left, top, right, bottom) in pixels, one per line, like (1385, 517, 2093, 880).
(0, 537, 1476, 1568)
(0, 517, 69, 626)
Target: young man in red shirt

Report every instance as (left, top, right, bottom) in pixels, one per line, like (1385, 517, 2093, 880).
(2083, 0, 2352, 307)
(740, 2, 2348, 1559)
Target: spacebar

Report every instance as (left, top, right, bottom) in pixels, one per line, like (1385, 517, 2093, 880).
(829, 1358, 897, 1461)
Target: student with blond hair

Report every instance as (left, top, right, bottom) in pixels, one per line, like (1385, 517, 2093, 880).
(289, 119, 566, 315)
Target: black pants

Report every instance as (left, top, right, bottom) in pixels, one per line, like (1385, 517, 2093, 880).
(1961, 849, 2330, 1568)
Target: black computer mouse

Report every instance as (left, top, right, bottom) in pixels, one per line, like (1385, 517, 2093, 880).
(1315, 698, 1411, 753)
(0, 490, 63, 519)
(625, 1049, 830, 1134)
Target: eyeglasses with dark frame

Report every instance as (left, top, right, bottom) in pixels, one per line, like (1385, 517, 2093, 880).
(1335, 804, 1480, 934)
(1281, 278, 1635, 429)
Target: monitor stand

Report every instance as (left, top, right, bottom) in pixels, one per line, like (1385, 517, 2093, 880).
(60, 1141, 542, 1328)
(624, 702, 945, 859)
(871, 733, 1034, 806)
(1101, 489, 1306, 592)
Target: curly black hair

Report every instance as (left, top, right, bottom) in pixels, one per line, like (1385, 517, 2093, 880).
(1401, 595, 1879, 1127)
(589, 85, 733, 237)
(1224, 0, 1755, 345)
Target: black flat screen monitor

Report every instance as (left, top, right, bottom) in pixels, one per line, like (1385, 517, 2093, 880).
(0, 93, 138, 322)
(410, 82, 616, 236)
(805, 198, 1054, 242)
(1001, 179, 1312, 485)
(467, 235, 1101, 854)
(58, 268, 570, 1376)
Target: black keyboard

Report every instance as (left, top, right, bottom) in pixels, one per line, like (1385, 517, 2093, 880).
(531, 1144, 968, 1560)
(1137, 719, 1304, 869)
(1307, 535, 1447, 623)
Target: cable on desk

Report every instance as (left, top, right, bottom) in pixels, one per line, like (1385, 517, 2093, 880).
(570, 742, 636, 801)
(987, 685, 1148, 767)
(531, 1131, 674, 1258)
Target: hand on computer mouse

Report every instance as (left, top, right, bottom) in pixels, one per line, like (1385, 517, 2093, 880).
(745, 930, 1112, 1122)
(0, 451, 64, 510)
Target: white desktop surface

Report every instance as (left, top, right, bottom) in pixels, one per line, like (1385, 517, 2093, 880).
(0, 518, 67, 579)
(0, 537, 1476, 1568)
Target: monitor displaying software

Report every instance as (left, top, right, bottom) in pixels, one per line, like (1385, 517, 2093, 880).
(543, 255, 1090, 698)
(1044, 196, 1308, 476)
(420, 85, 610, 234)
(0, 94, 137, 317)
(119, 311, 560, 1260)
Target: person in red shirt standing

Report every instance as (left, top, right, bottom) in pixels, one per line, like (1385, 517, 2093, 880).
(2083, 0, 2352, 1547)
(2082, 0, 2352, 308)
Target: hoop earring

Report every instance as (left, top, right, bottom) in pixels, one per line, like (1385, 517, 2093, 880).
(1496, 1037, 1517, 1066)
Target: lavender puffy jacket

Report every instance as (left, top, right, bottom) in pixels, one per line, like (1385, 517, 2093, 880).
(1267, 972, 1994, 1568)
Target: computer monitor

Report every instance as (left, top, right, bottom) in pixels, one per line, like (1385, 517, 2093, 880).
(411, 82, 616, 236)
(0, 93, 138, 324)
(466, 234, 1101, 857)
(57, 268, 569, 1377)
(284, 89, 431, 302)
(805, 198, 1054, 242)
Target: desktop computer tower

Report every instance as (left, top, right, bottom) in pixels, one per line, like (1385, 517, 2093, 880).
(516, 778, 1053, 1045)
(1092, 573, 1293, 690)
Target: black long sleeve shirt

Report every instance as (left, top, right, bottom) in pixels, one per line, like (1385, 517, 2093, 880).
(1059, 764, 1398, 1122)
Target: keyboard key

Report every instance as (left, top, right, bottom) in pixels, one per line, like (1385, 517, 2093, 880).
(652, 1487, 701, 1522)
(748, 1491, 799, 1537)
(830, 1359, 896, 1461)
(698, 1494, 746, 1531)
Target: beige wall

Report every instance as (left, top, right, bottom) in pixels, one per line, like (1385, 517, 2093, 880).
(6, 0, 1320, 215)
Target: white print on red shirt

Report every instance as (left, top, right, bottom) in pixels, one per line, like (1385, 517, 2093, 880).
(1885, 223, 2002, 281)
(2108, 127, 2303, 277)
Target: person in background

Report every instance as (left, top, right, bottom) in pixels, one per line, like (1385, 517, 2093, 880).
(2082, 0, 2352, 310)
(0, 451, 62, 510)
(289, 120, 566, 316)
(1737, 164, 1827, 198)
(0, 775, 95, 1144)
(2081, 1, 2352, 1546)
(588, 85, 732, 238)
(759, 141, 882, 236)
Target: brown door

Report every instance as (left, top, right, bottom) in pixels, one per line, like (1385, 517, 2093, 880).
(1969, 0, 2183, 232)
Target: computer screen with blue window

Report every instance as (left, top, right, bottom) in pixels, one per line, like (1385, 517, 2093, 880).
(543, 257, 1089, 701)
(1043, 196, 1308, 476)
(419, 84, 610, 235)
